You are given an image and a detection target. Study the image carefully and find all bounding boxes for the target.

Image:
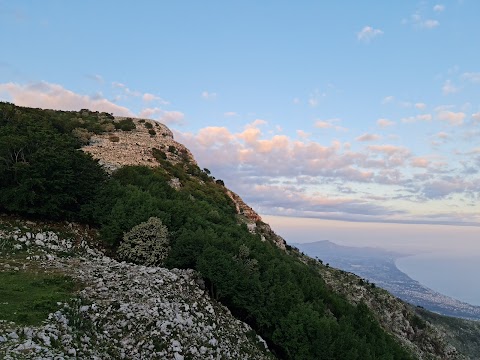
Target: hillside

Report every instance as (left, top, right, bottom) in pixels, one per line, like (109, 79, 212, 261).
(0, 102, 472, 359)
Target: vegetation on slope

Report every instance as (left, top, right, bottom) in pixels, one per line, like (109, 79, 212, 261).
(0, 102, 414, 359)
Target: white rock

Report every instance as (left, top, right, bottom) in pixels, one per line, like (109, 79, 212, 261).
(174, 352, 184, 360)
(35, 239, 45, 247)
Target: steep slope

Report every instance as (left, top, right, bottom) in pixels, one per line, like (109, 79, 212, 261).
(0, 103, 471, 359)
(0, 217, 272, 359)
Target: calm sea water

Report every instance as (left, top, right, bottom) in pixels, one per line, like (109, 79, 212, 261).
(396, 254, 480, 307)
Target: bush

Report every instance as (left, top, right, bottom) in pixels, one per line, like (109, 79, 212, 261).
(117, 217, 170, 266)
(148, 129, 156, 136)
(109, 135, 120, 142)
(144, 122, 153, 129)
(114, 118, 136, 131)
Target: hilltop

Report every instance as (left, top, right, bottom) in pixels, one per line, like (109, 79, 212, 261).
(0, 102, 473, 359)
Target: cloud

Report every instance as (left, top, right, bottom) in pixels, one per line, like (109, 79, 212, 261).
(296, 130, 310, 139)
(87, 74, 104, 83)
(422, 19, 439, 28)
(411, 157, 430, 168)
(461, 72, 480, 83)
(201, 91, 217, 100)
(139, 107, 185, 125)
(356, 133, 381, 142)
(382, 96, 394, 104)
(308, 89, 326, 107)
(433, 4, 445, 12)
(314, 118, 347, 131)
(142, 93, 168, 104)
(401, 114, 432, 123)
(406, 10, 440, 29)
(415, 102, 427, 110)
(435, 131, 450, 139)
(437, 110, 465, 126)
(377, 118, 395, 128)
(0, 81, 133, 116)
(472, 112, 480, 122)
(442, 80, 459, 95)
(357, 26, 383, 42)
(224, 111, 239, 117)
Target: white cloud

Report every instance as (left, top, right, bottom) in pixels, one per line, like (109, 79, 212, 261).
(382, 96, 394, 104)
(442, 80, 459, 95)
(437, 110, 465, 126)
(401, 114, 432, 123)
(201, 91, 217, 100)
(423, 19, 439, 28)
(357, 26, 383, 42)
(433, 4, 445, 12)
(415, 102, 427, 110)
(377, 118, 395, 128)
(0, 81, 133, 116)
(224, 111, 239, 117)
(355, 133, 381, 142)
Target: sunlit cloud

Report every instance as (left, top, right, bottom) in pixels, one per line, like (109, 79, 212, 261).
(377, 118, 395, 128)
(356, 133, 381, 142)
(224, 111, 239, 117)
(0, 81, 132, 116)
(415, 102, 427, 110)
(357, 26, 383, 42)
(314, 118, 347, 132)
(433, 4, 445, 13)
(437, 110, 465, 126)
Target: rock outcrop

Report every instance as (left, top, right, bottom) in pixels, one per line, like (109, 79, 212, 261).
(83, 117, 196, 172)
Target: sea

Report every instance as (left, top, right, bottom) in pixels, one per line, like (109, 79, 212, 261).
(396, 253, 480, 307)
(261, 215, 480, 308)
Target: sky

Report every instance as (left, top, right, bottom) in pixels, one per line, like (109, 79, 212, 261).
(1, 1, 480, 236)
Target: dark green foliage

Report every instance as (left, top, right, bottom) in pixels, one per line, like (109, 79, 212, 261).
(0, 102, 413, 360)
(148, 129, 156, 136)
(144, 122, 153, 129)
(0, 103, 107, 220)
(114, 118, 136, 131)
(152, 147, 167, 161)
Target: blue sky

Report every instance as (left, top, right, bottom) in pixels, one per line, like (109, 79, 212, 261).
(1, 0, 480, 228)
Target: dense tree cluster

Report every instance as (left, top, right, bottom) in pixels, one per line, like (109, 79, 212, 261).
(0, 103, 413, 360)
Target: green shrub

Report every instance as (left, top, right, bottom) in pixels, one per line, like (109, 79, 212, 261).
(114, 118, 136, 131)
(117, 217, 170, 266)
(148, 129, 156, 136)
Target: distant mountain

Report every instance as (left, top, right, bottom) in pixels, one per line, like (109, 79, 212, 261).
(294, 240, 480, 320)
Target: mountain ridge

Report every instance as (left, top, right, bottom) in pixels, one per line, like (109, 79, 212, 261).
(0, 103, 474, 359)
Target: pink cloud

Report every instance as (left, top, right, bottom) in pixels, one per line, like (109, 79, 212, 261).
(437, 110, 465, 126)
(355, 133, 381, 142)
(0, 81, 132, 116)
(377, 118, 395, 128)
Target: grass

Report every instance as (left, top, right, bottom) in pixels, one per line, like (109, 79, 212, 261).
(0, 270, 76, 326)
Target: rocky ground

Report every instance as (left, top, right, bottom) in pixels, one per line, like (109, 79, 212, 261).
(0, 220, 272, 359)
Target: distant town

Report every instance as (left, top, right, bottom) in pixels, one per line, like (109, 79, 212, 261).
(296, 240, 480, 321)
